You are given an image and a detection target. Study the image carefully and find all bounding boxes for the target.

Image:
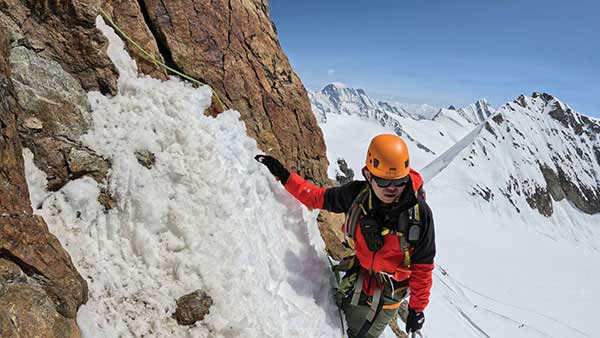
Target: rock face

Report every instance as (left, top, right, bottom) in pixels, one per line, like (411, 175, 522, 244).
(10, 45, 110, 191)
(101, 0, 168, 80)
(106, 0, 329, 185)
(0, 0, 119, 95)
(0, 30, 86, 338)
(173, 290, 214, 326)
(1, 0, 115, 193)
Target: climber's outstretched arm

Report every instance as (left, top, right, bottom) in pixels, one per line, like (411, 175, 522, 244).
(256, 155, 361, 213)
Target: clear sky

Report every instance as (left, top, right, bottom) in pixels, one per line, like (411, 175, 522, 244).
(270, 0, 600, 117)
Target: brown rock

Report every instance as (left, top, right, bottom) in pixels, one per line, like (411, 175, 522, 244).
(174, 290, 214, 326)
(67, 146, 110, 182)
(0, 258, 25, 283)
(101, 0, 169, 80)
(317, 211, 353, 261)
(0, 3, 115, 191)
(98, 189, 118, 211)
(1, 30, 86, 337)
(0, 27, 30, 215)
(0, 283, 81, 338)
(19, 136, 110, 191)
(204, 94, 226, 118)
(134, 149, 156, 169)
(107, 0, 329, 185)
(0, 0, 119, 95)
(525, 185, 553, 217)
(0, 215, 88, 319)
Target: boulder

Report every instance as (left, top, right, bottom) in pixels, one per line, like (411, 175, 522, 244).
(134, 149, 156, 169)
(174, 290, 214, 326)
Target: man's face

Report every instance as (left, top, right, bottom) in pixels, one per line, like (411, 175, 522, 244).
(365, 171, 407, 204)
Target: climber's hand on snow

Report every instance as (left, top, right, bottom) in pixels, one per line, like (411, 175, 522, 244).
(405, 308, 424, 333)
(255, 155, 290, 184)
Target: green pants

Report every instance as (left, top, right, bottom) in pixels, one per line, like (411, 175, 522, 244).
(341, 282, 408, 338)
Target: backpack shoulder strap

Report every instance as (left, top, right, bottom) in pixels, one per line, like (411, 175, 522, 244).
(399, 203, 421, 267)
(343, 185, 370, 248)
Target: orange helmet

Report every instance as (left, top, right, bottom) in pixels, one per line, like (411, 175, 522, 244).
(365, 134, 410, 179)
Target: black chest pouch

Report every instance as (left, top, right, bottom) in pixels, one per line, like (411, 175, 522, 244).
(359, 216, 384, 252)
(408, 224, 421, 243)
(397, 208, 421, 245)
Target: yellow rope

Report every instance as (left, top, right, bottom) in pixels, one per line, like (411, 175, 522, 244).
(98, 8, 228, 111)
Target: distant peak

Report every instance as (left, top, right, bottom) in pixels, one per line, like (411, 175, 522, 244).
(514, 92, 559, 109)
(328, 82, 348, 89)
(531, 92, 555, 102)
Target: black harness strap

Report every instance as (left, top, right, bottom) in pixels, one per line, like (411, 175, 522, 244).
(355, 295, 385, 338)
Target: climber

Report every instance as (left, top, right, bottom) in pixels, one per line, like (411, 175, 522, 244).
(255, 134, 435, 338)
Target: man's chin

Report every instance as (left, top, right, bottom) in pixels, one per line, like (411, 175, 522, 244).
(381, 195, 398, 203)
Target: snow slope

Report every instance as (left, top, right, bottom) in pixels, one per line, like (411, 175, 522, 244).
(23, 17, 344, 338)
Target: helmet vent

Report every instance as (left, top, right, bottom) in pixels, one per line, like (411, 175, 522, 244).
(405, 159, 409, 168)
(373, 159, 379, 168)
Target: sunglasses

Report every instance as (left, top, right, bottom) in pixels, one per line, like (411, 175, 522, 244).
(371, 174, 409, 188)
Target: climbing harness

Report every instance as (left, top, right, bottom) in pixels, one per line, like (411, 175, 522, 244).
(338, 185, 421, 338)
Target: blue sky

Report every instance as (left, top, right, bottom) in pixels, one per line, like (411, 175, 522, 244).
(270, 1, 600, 117)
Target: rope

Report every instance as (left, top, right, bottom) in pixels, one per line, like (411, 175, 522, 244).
(98, 8, 228, 112)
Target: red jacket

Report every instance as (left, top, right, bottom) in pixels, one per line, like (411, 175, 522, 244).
(283, 169, 435, 312)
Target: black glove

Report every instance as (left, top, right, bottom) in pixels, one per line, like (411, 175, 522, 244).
(406, 308, 425, 333)
(255, 155, 290, 184)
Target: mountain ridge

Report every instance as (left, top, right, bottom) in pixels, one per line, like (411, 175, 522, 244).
(425, 91, 600, 217)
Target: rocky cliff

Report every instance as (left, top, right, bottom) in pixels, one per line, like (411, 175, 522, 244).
(1, 29, 88, 338)
(103, 0, 329, 184)
(0, 0, 329, 336)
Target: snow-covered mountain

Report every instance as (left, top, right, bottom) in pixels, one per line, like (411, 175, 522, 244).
(432, 99, 495, 131)
(309, 83, 495, 177)
(397, 102, 439, 120)
(433, 99, 495, 125)
(424, 92, 600, 219)
(309, 82, 402, 122)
